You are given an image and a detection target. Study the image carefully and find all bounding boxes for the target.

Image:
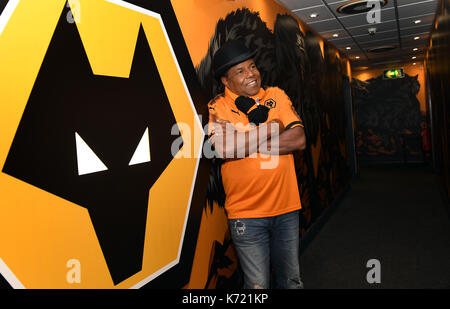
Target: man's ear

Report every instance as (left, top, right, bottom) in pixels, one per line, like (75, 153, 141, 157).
(220, 75, 228, 88)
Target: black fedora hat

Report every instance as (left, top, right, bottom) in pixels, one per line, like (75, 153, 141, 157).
(212, 40, 257, 80)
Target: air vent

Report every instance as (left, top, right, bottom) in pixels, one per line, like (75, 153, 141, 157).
(367, 45, 397, 53)
(372, 59, 402, 65)
(337, 0, 388, 15)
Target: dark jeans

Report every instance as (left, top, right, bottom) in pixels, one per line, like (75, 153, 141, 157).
(228, 210, 304, 289)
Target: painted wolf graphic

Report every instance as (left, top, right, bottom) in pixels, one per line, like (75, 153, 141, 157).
(196, 9, 321, 224)
(2, 6, 180, 284)
(197, 8, 348, 233)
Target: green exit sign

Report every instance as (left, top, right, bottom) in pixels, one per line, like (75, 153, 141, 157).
(383, 68, 405, 79)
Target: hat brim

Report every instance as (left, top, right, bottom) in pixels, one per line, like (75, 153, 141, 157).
(214, 50, 258, 80)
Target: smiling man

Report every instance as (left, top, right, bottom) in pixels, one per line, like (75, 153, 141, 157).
(207, 40, 306, 289)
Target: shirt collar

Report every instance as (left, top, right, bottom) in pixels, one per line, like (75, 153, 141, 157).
(224, 86, 266, 104)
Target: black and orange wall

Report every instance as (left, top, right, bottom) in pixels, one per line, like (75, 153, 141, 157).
(351, 63, 427, 164)
(425, 0, 450, 209)
(171, 0, 353, 288)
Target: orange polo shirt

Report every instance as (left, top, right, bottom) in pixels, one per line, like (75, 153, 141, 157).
(208, 86, 304, 219)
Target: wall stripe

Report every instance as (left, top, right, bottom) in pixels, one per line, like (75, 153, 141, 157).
(0, 257, 25, 289)
(0, 0, 20, 36)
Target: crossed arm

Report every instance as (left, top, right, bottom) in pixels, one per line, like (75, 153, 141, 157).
(259, 125, 306, 155)
(209, 116, 306, 159)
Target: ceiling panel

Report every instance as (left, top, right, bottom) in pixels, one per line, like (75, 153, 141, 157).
(396, 0, 428, 5)
(401, 32, 430, 40)
(338, 8, 397, 28)
(401, 35, 429, 47)
(281, 0, 324, 10)
(397, 0, 439, 19)
(347, 20, 398, 36)
(338, 49, 359, 57)
(345, 53, 363, 59)
(400, 24, 434, 36)
(325, 0, 348, 4)
(366, 49, 402, 58)
(320, 28, 351, 39)
(359, 37, 400, 48)
(353, 30, 398, 43)
(276, 0, 439, 69)
(398, 13, 435, 28)
(292, 5, 335, 23)
(370, 59, 403, 66)
(328, 37, 356, 46)
(303, 18, 343, 31)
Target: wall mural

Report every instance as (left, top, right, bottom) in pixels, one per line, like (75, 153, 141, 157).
(173, 1, 351, 287)
(352, 74, 423, 163)
(0, 0, 207, 288)
(195, 8, 349, 230)
(0, 0, 351, 289)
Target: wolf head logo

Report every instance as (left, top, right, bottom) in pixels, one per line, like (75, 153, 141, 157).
(2, 6, 180, 285)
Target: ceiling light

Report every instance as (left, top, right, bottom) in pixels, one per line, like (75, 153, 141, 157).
(412, 56, 417, 59)
(414, 20, 421, 24)
(346, 46, 351, 50)
(333, 33, 339, 38)
(310, 13, 319, 18)
(355, 56, 360, 59)
(414, 36, 420, 40)
(413, 48, 418, 51)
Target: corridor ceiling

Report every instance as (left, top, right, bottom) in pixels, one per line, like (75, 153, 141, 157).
(277, 0, 440, 69)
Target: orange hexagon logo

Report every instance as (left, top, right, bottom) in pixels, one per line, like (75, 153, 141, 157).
(0, 0, 204, 288)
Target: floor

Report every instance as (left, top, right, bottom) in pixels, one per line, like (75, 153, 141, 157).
(300, 164, 450, 289)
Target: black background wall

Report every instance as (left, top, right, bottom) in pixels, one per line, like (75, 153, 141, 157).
(351, 74, 424, 164)
(427, 0, 450, 205)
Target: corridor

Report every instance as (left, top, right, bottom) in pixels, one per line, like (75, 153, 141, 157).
(300, 164, 450, 289)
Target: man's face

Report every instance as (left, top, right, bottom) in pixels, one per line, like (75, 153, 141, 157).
(221, 59, 261, 97)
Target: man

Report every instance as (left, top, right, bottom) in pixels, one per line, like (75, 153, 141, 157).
(208, 40, 306, 289)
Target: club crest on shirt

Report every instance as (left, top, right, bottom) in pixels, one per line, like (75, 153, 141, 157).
(264, 98, 276, 109)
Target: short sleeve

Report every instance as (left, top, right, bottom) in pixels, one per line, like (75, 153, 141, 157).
(276, 88, 304, 130)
